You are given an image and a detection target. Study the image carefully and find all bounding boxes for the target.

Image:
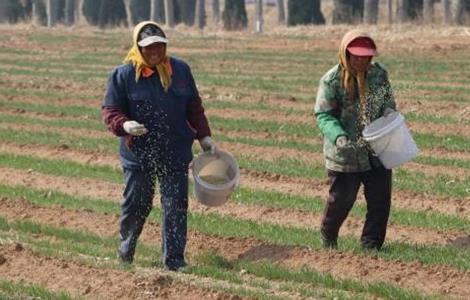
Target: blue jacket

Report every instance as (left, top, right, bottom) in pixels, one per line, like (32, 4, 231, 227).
(102, 57, 211, 172)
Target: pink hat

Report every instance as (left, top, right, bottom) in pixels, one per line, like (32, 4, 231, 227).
(347, 37, 377, 57)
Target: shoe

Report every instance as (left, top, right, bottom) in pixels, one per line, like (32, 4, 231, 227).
(117, 250, 133, 264)
(322, 238, 338, 249)
(320, 228, 338, 249)
(362, 243, 381, 251)
(164, 261, 187, 272)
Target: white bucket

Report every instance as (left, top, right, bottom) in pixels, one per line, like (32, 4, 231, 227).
(362, 111, 419, 169)
(191, 150, 240, 207)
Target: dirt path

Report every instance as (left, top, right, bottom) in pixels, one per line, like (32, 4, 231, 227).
(0, 244, 240, 300)
(1, 196, 469, 299)
(1, 139, 469, 218)
(0, 162, 467, 249)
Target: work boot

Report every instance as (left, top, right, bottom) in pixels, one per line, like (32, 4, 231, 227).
(361, 243, 381, 251)
(117, 250, 133, 264)
(322, 238, 338, 249)
(320, 228, 338, 249)
(164, 261, 187, 272)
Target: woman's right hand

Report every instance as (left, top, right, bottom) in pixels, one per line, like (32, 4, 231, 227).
(123, 120, 148, 136)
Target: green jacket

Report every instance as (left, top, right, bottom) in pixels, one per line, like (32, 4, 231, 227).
(314, 62, 396, 172)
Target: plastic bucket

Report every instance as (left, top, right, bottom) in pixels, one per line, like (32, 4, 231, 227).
(362, 111, 418, 169)
(191, 150, 240, 207)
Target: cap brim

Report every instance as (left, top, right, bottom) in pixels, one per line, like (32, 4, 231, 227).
(138, 36, 168, 47)
(347, 47, 377, 57)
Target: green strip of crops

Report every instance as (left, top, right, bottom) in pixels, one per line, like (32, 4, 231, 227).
(0, 87, 98, 101)
(0, 67, 108, 82)
(0, 152, 122, 183)
(0, 280, 78, 300)
(234, 187, 469, 232)
(0, 125, 469, 200)
(0, 181, 469, 272)
(0, 214, 439, 300)
(2, 98, 470, 154)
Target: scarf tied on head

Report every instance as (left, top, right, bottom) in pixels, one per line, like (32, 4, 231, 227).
(124, 21, 172, 92)
(338, 30, 377, 127)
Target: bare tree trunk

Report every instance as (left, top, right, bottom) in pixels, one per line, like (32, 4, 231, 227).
(123, 0, 132, 27)
(212, 0, 220, 23)
(75, 0, 84, 24)
(423, 0, 433, 23)
(443, 0, 451, 24)
(0, 0, 6, 23)
(165, 0, 175, 27)
(65, 0, 75, 25)
(387, 0, 392, 23)
(195, 0, 206, 29)
(397, 0, 408, 22)
(364, 0, 379, 24)
(255, 0, 263, 32)
(223, 0, 247, 30)
(31, 0, 39, 24)
(151, 0, 157, 22)
(453, 0, 465, 25)
(332, 0, 354, 24)
(47, 0, 58, 27)
(151, 0, 165, 23)
(277, 0, 285, 23)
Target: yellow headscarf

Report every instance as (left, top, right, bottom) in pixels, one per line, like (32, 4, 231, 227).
(338, 30, 378, 130)
(124, 21, 172, 92)
(338, 30, 376, 102)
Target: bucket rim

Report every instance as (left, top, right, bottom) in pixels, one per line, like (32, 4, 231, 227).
(192, 150, 240, 190)
(362, 112, 404, 142)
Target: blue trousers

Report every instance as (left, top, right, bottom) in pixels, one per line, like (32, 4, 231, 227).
(119, 166, 188, 269)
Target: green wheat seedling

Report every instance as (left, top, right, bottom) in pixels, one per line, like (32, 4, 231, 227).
(0, 230, 362, 300)
(0, 216, 440, 300)
(0, 139, 469, 199)
(1, 182, 469, 271)
(0, 86, 98, 101)
(0, 280, 78, 300)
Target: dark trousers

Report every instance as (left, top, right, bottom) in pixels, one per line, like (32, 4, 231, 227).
(119, 167, 188, 269)
(321, 167, 392, 249)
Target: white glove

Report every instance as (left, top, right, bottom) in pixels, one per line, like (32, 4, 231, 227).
(123, 120, 148, 136)
(199, 136, 218, 155)
(336, 136, 348, 148)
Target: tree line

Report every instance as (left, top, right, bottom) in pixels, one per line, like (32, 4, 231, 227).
(0, 0, 469, 30)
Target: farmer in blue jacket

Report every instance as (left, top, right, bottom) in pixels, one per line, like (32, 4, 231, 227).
(102, 21, 217, 270)
(314, 30, 396, 250)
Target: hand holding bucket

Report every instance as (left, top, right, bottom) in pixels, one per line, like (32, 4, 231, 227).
(191, 150, 240, 207)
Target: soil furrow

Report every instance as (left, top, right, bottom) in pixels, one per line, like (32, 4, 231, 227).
(2, 117, 470, 175)
(1, 140, 469, 218)
(0, 165, 467, 249)
(0, 197, 469, 299)
(0, 244, 237, 300)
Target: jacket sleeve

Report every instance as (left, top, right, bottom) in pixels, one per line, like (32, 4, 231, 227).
(314, 78, 347, 144)
(101, 67, 130, 137)
(185, 66, 211, 139)
(102, 106, 129, 136)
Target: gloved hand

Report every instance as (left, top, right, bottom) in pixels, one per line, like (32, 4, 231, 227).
(123, 120, 148, 136)
(336, 136, 348, 148)
(336, 135, 356, 161)
(384, 107, 395, 117)
(199, 136, 218, 155)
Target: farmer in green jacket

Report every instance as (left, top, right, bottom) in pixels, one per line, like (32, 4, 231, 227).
(314, 30, 396, 250)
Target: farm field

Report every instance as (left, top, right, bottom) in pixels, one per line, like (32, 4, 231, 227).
(0, 23, 469, 299)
